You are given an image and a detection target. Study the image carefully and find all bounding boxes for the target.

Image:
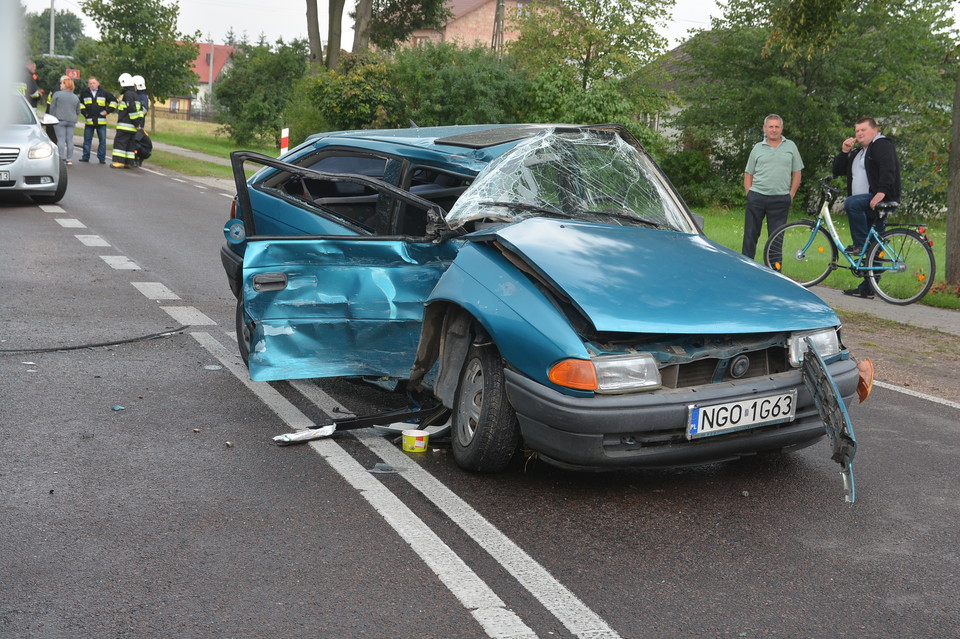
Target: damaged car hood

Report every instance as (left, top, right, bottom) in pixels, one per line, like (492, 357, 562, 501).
(469, 217, 839, 334)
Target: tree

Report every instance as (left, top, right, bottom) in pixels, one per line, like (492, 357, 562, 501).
(509, 0, 672, 91)
(79, 0, 200, 132)
(24, 8, 85, 56)
(366, 0, 450, 50)
(671, 0, 955, 216)
(765, 0, 960, 286)
(305, 0, 346, 70)
(214, 39, 310, 145)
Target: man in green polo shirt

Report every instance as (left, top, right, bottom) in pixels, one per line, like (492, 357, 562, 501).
(742, 114, 804, 260)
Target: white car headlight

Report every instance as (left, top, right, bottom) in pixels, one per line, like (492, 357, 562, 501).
(594, 353, 662, 393)
(788, 328, 840, 367)
(29, 142, 55, 159)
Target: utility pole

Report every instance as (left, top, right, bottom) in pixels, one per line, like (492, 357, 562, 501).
(48, 0, 56, 56)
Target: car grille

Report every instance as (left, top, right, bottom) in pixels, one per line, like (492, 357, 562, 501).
(0, 149, 19, 166)
(660, 346, 788, 388)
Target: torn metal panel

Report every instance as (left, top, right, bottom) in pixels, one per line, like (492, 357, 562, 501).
(801, 337, 858, 503)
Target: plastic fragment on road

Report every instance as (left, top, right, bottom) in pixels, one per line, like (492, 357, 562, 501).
(368, 463, 407, 474)
(112, 405, 125, 411)
(800, 337, 858, 503)
(272, 424, 337, 446)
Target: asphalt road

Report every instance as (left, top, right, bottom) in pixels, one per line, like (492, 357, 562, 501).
(2, 162, 959, 638)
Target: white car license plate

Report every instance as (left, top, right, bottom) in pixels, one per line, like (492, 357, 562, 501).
(0, 171, 9, 181)
(687, 391, 797, 439)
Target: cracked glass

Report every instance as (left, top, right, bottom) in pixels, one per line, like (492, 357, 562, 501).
(445, 128, 696, 233)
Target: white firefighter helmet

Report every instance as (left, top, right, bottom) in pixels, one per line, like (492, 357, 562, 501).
(132, 75, 146, 91)
(118, 72, 134, 87)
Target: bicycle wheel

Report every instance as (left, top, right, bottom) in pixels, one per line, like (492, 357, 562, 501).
(764, 221, 837, 287)
(866, 228, 935, 305)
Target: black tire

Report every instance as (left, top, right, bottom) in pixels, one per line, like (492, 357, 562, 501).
(763, 220, 837, 287)
(867, 228, 935, 305)
(451, 341, 520, 473)
(235, 295, 252, 366)
(31, 162, 68, 204)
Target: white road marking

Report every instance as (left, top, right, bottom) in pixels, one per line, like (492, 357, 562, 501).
(194, 184, 208, 190)
(56, 218, 86, 228)
(38, 204, 64, 213)
(75, 234, 111, 247)
(132, 282, 180, 300)
(99, 255, 140, 270)
(361, 432, 623, 639)
(160, 306, 216, 325)
(190, 331, 538, 639)
(190, 332, 314, 429)
(874, 380, 960, 411)
(172, 178, 186, 183)
(140, 167, 164, 176)
(289, 379, 354, 418)
(287, 380, 620, 639)
(220, 193, 233, 198)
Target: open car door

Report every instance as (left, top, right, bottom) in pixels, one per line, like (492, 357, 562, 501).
(229, 152, 454, 383)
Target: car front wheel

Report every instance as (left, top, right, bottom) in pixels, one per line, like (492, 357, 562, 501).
(235, 295, 252, 366)
(452, 341, 520, 473)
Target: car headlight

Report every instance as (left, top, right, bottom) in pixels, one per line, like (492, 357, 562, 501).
(788, 328, 840, 367)
(548, 353, 662, 393)
(28, 142, 55, 159)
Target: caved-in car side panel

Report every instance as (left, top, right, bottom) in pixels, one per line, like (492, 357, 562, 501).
(243, 239, 455, 382)
(427, 242, 591, 393)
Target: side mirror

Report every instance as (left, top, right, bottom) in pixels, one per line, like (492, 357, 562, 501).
(39, 113, 60, 126)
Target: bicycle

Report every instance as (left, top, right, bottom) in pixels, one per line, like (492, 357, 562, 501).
(763, 177, 935, 305)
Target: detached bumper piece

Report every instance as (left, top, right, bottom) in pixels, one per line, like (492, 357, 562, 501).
(801, 337, 858, 503)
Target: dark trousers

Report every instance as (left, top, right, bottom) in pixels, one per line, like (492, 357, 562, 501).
(742, 191, 791, 260)
(83, 124, 108, 162)
(112, 129, 137, 167)
(844, 193, 887, 249)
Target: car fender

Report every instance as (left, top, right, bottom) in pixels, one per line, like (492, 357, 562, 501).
(417, 242, 592, 399)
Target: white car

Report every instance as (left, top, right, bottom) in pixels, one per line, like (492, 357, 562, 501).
(1, 93, 67, 203)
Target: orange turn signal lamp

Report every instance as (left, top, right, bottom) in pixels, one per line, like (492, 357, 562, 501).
(548, 359, 598, 391)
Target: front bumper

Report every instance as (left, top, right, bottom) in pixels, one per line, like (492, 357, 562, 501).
(505, 357, 861, 470)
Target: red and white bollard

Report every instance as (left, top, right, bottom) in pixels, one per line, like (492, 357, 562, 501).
(279, 127, 289, 157)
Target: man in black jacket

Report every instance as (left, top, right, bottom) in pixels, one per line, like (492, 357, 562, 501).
(832, 117, 901, 298)
(79, 77, 117, 164)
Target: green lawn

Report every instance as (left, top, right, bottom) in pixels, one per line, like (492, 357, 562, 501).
(696, 206, 959, 310)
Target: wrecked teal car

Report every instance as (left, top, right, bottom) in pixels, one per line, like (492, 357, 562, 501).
(221, 124, 869, 474)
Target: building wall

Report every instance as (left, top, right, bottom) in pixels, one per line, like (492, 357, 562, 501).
(410, 1, 523, 48)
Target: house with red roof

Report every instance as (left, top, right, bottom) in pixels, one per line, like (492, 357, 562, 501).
(163, 42, 236, 115)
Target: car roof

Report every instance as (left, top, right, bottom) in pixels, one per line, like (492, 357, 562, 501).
(298, 124, 570, 173)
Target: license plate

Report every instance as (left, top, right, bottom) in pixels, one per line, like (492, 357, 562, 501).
(0, 171, 9, 181)
(687, 391, 797, 439)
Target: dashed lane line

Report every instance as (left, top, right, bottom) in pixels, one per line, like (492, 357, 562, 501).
(99, 255, 140, 270)
(55, 218, 86, 228)
(190, 331, 539, 639)
(75, 234, 111, 247)
(38, 204, 65, 213)
(132, 282, 181, 300)
(160, 306, 216, 325)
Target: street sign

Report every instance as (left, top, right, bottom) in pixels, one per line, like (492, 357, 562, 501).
(66, 68, 81, 80)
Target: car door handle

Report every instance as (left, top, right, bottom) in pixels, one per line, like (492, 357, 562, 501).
(252, 273, 288, 292)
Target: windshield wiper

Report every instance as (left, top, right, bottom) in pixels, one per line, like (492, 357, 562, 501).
(585, 207, 668, 229)
(479, 201, 574, 219)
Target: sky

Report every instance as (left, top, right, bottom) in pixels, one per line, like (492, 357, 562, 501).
(18, 0, 960, 52)
(20, 0, 722, 50)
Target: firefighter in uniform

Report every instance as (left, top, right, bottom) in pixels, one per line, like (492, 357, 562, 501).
(111, 73, 144, 169)
(79, 77, 117, 164)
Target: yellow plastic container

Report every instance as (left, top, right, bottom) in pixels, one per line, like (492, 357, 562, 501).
(401, 429, 430, 452)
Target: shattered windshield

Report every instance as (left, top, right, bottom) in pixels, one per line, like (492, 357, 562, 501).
(445, 128, 696, 233)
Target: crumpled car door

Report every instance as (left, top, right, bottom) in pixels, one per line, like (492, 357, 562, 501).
(242, 238, 456, 382)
